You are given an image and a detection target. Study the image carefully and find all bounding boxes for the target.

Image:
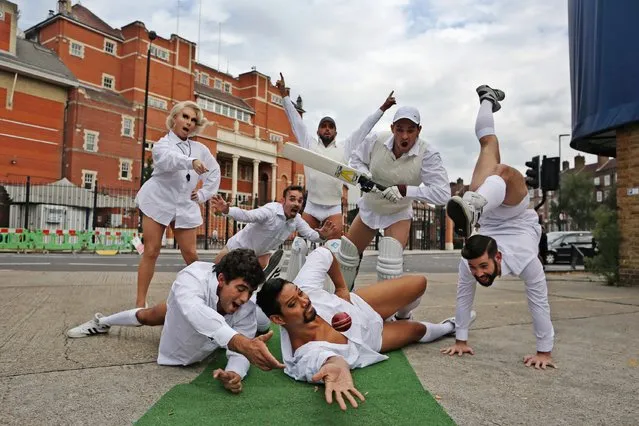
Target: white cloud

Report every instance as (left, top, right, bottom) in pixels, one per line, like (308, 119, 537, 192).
(17, 0, 593, 183)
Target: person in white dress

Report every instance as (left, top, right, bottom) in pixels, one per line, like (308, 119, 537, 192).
(135, 100, 221, 308)
(276, 73, 396, 239)
(256, 247, 470, 410)
(66, 248, 284, 394)
(441, 85, 556, 370)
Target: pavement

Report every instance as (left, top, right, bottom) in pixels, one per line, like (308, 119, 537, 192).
(1, 264, 636, 425)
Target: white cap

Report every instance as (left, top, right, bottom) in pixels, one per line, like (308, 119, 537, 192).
(392, 106, 421, 125)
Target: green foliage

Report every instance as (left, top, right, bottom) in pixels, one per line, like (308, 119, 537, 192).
(552, 173, 598, 230)
(585, 202, 620, 285)
(142, 157, 153, 183)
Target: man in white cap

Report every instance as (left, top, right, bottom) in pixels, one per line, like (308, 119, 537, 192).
(333, 105, 451, 320)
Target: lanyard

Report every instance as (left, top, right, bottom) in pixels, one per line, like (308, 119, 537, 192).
(176, 140, 193, 182)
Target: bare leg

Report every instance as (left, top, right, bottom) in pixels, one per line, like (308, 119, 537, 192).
(380, 321, 427, 352)
(136, 216, 166, 308)
(324, 212, 344, 239)
(345, 215, 377, 254)
(258, 253, 270, 269)
(354, 275, 426, 320)
(174, 227, 199, 265)
(213, 246, 229, 265)
(383, 219, 411, 248)
(135, 302, 168, 326)
(301, 212, 321, 232)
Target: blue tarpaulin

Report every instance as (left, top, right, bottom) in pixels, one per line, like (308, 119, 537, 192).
(568, 0, 639, 157)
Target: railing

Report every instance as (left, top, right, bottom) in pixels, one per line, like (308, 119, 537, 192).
(0, 177, 447, 252)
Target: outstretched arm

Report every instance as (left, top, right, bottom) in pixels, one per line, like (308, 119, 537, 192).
(406, 149, 451, 205)
(341, 91, 396, 157)
(277, 73, 316, 149)
(441, 260, 477, 356)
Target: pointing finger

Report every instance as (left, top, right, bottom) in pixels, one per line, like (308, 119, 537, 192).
(388, 90, 394, 98)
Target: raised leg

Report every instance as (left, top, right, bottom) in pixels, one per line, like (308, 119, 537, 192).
(354, 275, 426, 320)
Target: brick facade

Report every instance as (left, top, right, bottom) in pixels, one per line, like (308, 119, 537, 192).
(616, 123, 639, 285)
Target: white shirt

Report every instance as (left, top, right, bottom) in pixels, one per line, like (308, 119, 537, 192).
(135, 131, 221, 228)
(225, 202, 322, 256)
(283, 96, 384, 206)
(349, 132, 450, 206)
(281, 248, 388, 383)
(158, 262, 256, 377)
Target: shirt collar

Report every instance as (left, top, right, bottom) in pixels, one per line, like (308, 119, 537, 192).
(383, 134, 421, 157)
(168, 130, 189, 144)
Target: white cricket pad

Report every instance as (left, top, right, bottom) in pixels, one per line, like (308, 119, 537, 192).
(322, 239, 341, 293)
(286, 236, 308, 281)
(334, 236, 360, 291)
(376, 237, 403, 281)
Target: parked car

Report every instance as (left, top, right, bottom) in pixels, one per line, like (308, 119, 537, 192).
(545, 231, 596, 264)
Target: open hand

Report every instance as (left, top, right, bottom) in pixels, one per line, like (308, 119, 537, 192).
(228, 330, 285, 371)
(312, 359, 365, 411)
(440, 341, 475, 357)
(211, 194, 231, 214)
(191, 190, 201, 202)
(318, 220, 337, 240)
(276, 73, 289, 97)
(213, 369, 243, 394)
(523, 352, 556, 370)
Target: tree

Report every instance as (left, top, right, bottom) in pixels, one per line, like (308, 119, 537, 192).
(142, 157, 153, 183)
(552, 172, 598, 230)
(586, 184, 619, 285)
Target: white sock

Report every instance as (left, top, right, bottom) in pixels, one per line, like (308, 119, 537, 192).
(476, 175, 506, 213)
(99, 308, 142, 327)
(396, 298, 421, 319)
(255, 306, 271, 332)
(475, 100, 495, 139)
(419, 322, 454, 343)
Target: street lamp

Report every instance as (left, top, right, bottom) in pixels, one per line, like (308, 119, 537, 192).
(139, 30, 157, 189)
(558, 133, 570, 166)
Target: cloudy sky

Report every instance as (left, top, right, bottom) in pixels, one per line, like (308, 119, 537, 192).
(17, 0, 593, 183)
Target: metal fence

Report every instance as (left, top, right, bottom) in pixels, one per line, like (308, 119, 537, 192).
(0, 177, 447, 252)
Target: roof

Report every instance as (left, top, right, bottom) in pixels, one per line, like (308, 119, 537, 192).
(24, 4, 123, 41)
(80, 85, 134, 110)
(194, 82, 254, 113)
(0, 38, 77, 87)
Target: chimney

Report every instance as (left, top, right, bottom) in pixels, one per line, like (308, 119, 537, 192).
(597, 155, 609, 167)
(48, 10, 55, 17)
(562, 160, 570, 171)
(574, 155, 585, 170)
(0, 1, 18, 55)
(57, 0, 71, 14)
(296, 95, 303, 110)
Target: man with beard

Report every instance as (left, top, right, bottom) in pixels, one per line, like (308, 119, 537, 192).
(276, 73, 396, 242)
(256, 247, 466, 410)
(66, 249, 284, 394)
(442, 85, 555, 370)
(211, 185, 336, 332)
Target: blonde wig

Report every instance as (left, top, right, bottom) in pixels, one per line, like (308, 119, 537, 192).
(165, 100, 209, 136)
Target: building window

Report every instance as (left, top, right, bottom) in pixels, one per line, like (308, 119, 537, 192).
(200, 73, 209, 85)
(269, 133, 283, 143)
(150, 44, 169, 61)
(214, 79, 222, 90)
(82, 170, 97, 190)
(271, 94, 283, 106)
(614, 173, 617, 182)
(297, 174, 305, 186)
(102, 74, 115, 90)
(148, 96, 168, 110)
(104, 39, 116, 55)
(83, 130, 99, 152)
(196, 97, 251, 123)
(121, 116, 134, 137)
(239, 165, 253, 181)
(593, 177, 600, 185)
(119, 159, 133, 180)
(145, 142, 154, 152)
(70, 41, 84, 58)
(222, 161, 232, 178)
(604, 175, 611, 186)
(596, 191, 603, 202)
(224, 82, 232, 93)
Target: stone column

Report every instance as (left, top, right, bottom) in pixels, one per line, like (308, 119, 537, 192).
(252, 159, 260, 204)
(231, 154, 240, 204)
(271, 162, 278, 201)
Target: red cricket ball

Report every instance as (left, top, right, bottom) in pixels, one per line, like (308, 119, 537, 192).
(331, 312, 352, 332)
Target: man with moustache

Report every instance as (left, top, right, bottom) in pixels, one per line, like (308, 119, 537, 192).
(442, 85, 556, 370)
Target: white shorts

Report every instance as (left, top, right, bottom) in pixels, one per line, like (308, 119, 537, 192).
(350, 293, 384, 352)
(157, 288, 219, 366)
(357, 205, 413, 230)
(303, 200, 342, 222)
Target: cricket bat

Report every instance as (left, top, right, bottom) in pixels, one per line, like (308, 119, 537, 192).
(282, 143, 387, 193)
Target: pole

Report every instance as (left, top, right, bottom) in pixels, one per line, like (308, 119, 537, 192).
(140, 31, 157, 190)
(204, 201, 210, 250)
(24, 176, 30, 229)
(92, 180, 98, 230)
(558, 133, 570, 166)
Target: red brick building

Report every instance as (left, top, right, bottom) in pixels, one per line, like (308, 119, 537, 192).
(3, 0, 305, 205)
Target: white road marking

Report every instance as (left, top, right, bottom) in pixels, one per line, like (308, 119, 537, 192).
(0, 262, 51, 265)
(68, 263, 129, 266)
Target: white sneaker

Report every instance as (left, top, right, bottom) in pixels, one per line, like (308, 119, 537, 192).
(67, 313, 110, 338)
(446, 192, 487, 237)
(476, 85, 506, 112)
(440, 310, 477, 336)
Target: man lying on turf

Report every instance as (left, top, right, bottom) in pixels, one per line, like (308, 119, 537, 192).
(67, 249, 284, 394)
(256, 247, 472, 410)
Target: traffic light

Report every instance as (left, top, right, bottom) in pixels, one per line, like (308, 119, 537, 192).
(525, 155, 540, 189)
(541, 156, 560, 191)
